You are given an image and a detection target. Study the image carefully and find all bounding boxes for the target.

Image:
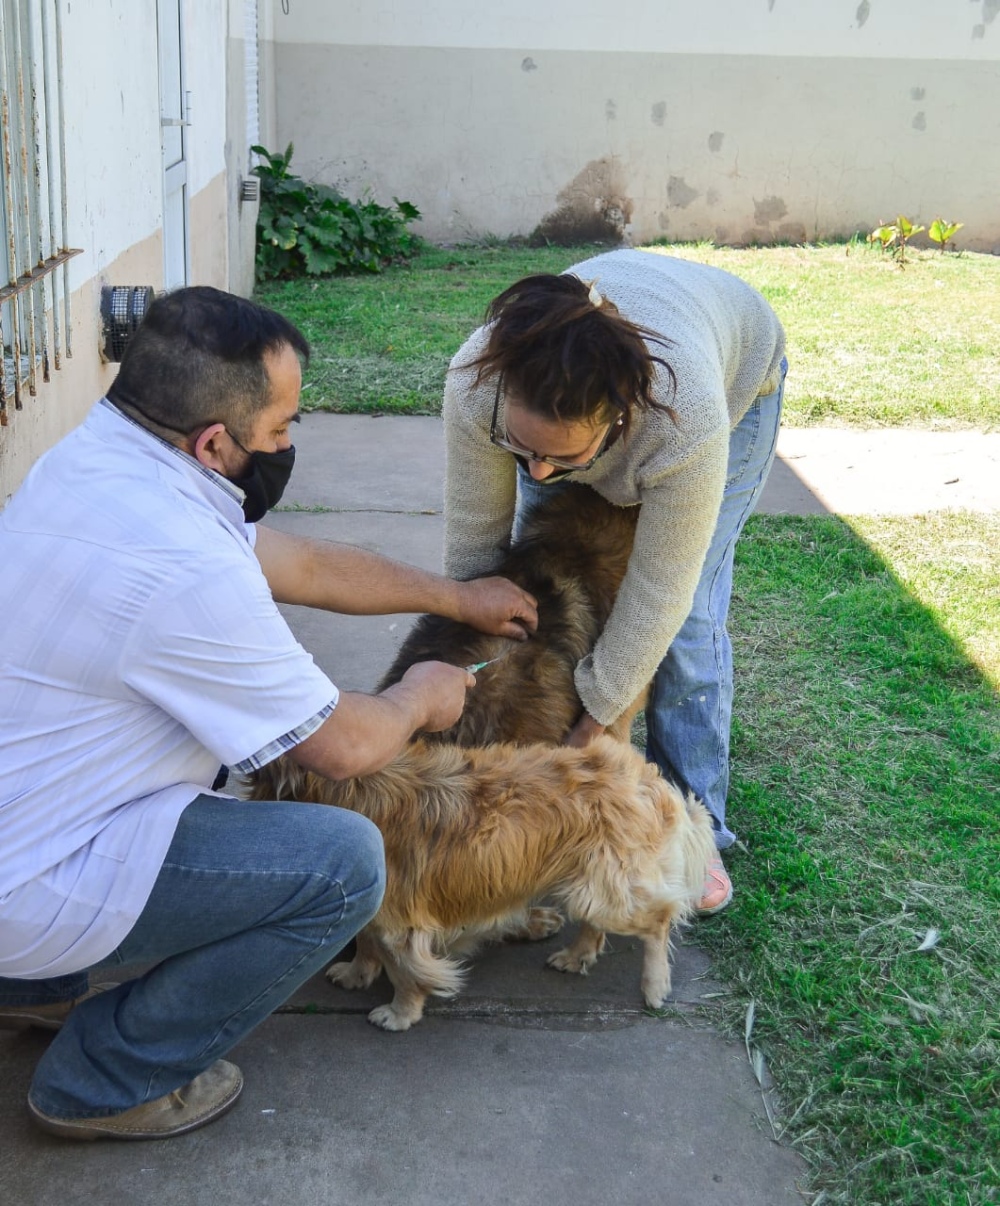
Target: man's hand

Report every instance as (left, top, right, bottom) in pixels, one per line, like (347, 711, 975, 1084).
(254, 527, 537, 640)
(288, 659, 474, 781)
(564, 712, 606, 748)
(453, 576, 538, 640)
(396, 660, 476, 733)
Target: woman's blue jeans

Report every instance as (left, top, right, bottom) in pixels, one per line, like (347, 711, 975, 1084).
(0, 794, 385, 1119)
(516, 368, 785, 850)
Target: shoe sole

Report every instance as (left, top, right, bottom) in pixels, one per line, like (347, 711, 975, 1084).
(0, 985, 116, 1032)
(28, 1072, 244, 1141)
(0, 1014, 65, 1032)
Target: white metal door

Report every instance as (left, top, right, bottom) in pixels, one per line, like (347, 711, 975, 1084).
(157, 0, 188, 289)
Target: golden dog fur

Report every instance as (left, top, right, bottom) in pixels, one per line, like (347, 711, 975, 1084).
(250, 486, 714, 1029)
(251, 736, 714, 1030)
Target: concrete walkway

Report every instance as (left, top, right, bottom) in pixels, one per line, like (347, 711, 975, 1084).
(3, 416, 995, 1206)
(762, 426, 1000, 516)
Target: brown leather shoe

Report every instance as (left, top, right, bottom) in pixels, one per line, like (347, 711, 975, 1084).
(28, 1060, 244, 1141)
(0, 984, 115, 1032)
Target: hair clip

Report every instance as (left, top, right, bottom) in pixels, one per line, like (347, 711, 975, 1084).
(585, 279, 604, 308)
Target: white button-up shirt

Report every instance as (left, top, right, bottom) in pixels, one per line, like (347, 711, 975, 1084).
(0, 401, 338, 977)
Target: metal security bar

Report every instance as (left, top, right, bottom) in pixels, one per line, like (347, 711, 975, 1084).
(0, 0, 80, 426)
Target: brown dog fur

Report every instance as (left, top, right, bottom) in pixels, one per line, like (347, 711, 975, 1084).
(250, 486, 713, 1028)
(377, 482, 644, 745)
(250, 737, 715, 1030)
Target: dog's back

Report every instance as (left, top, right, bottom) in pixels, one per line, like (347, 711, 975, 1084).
(250, 736, 711, 938)
(379, 484, 640, 746)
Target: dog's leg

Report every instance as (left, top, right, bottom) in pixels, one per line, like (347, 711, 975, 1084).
(368, 930, 466, 1032)
(448, 905, 565, 957)
(326, 928, 384, 991)
(604, 687, 650, 744)
(494, 905, 566, 942)
(638, 921, 673, 1010)
(546, 922, 606, 976)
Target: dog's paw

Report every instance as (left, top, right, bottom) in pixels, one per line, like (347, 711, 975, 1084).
(546, 947, 596, 976)
(367, 1004, 416, 1032)
(500, 906, 565, 942)
(642, 987, 668, 1010)
(326, 960, 378, 991)
(523, 906, 566, 940)
(641, 973, 671, 1010)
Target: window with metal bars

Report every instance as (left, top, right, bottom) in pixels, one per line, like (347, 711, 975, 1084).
(0, 0, 80, 427)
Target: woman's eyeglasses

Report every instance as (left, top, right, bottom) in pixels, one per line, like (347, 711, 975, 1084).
(489, 382, 623, 472)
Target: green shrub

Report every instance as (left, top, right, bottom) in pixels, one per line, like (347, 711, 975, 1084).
(928, 218, 964, 252)
(869, 215, 925, 266)
(251, 144, 421, 281)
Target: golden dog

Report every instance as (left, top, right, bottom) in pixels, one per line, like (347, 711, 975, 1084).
(250, 486, 713, 1029)
(252, 736, 714, 1030)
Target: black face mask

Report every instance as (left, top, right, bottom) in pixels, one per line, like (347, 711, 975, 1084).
(106, 393, 297, 522)
(227, 443, 296, 522)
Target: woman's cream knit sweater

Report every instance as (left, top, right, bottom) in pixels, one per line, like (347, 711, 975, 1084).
(442, 248, 786, 727)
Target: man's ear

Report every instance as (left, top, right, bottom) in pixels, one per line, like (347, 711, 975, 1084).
(191, 422, 231, 473)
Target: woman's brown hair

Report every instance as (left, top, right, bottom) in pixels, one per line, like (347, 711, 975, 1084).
(461, 273, 676, 434)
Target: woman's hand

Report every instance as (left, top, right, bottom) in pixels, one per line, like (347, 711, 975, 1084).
(564, 712, 606, 748)
(454, 576, 538, 640)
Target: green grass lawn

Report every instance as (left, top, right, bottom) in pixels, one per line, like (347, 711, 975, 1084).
(624, 508, 998, 1206)
(255, 239, 1000, 429)
(255, 244, 588, 415)
(707, 511, 999, 1206)
(255, 243, 999, 1205)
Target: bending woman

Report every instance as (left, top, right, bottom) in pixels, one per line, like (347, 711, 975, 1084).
(442, 248, 787, 914)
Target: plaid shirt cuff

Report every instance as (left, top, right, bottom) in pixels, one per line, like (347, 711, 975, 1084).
(231, 700, 337, 774)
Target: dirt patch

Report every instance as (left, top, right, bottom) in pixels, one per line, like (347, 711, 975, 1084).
(531, 156, 633, 246)
(753, 195, 788, 225)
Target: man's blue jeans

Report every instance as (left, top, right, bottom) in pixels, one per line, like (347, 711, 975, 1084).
(0, 794, 385, 1119)
(516, 367, 785, 850)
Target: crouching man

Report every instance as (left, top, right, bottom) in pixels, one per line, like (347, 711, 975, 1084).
(0, 286, 537, 1140)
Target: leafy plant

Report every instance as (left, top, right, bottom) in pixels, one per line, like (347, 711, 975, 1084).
(928, 217, 964, 253)
(869, 214, 925, 265)
(251, 144, 421, 281)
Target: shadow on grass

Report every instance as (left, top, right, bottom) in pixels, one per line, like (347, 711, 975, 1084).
(692, 513, 998, 1206)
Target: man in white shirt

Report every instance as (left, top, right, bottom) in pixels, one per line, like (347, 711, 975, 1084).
(0, 286, 537, 1140)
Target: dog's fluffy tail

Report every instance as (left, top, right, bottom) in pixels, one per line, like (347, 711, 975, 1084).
(382, 929, 469, 1001)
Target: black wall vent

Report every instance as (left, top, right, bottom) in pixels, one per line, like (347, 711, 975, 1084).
(100, 285, 155, 362)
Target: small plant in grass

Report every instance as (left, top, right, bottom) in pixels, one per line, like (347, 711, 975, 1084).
(869, 215, 925, 265)
(251, 143, 421, 281)
(928, 217, 964, 253)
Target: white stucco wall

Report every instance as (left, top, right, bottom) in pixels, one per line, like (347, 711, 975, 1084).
(226, 0, 264, 297)
(59, 4, 162, 292)
(273, 0, 1000, 59)
(268, 0, 1000, 250)
(0, 0, 250, 502)
(60, 0, 231, 293)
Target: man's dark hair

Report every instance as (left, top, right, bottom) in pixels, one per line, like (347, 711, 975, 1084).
(107, 286, 310, 443)
(460, 273, 676, 435)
